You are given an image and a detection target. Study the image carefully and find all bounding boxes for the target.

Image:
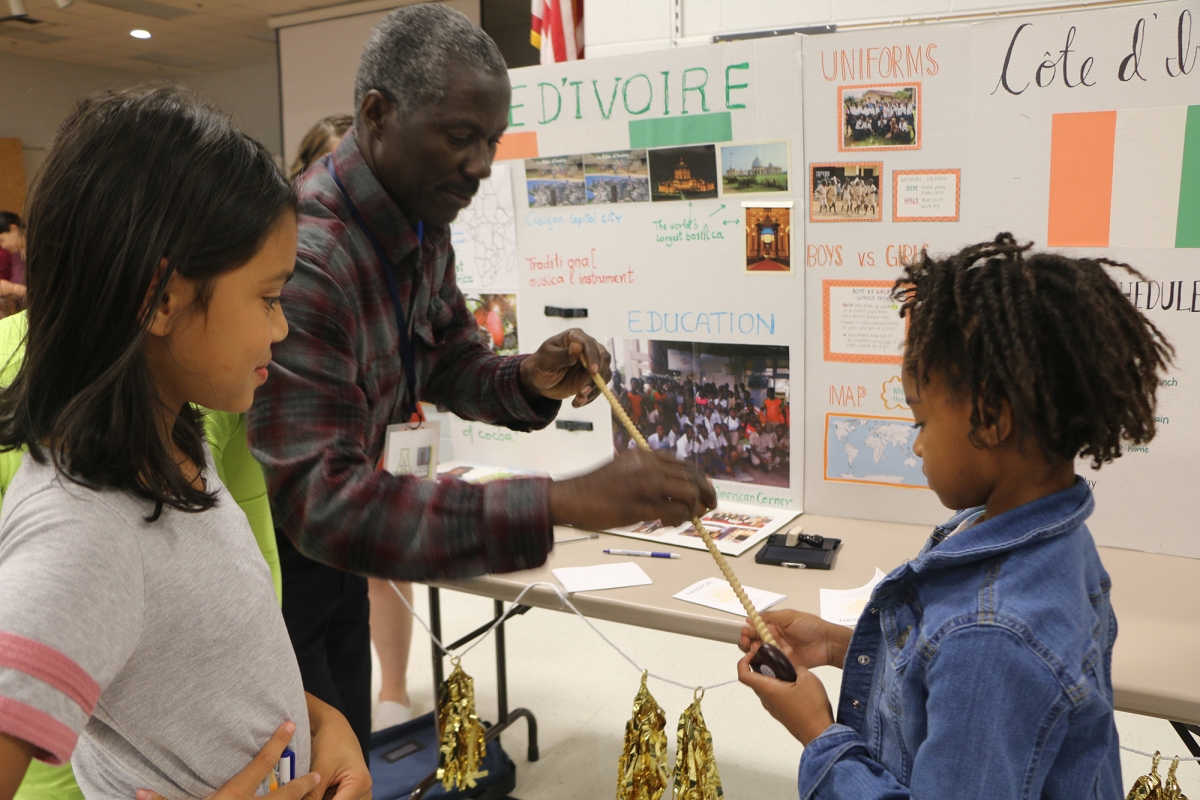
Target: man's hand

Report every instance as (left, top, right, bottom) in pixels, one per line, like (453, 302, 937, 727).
(519, 329, 611, 408)
(549, 449, 716, 529)
(737, 646, 835, 746)
(738, 609, 852, 671)
(305, 694, 371, 800)
(135, 722, 320, 800)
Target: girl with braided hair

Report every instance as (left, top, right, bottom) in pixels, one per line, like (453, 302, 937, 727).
(738, 233, 1172, 798)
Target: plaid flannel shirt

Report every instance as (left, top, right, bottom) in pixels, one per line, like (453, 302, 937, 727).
(247, 132, 558, 580)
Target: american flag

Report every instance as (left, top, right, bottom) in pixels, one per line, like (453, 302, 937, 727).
(531, 0, 583, 63)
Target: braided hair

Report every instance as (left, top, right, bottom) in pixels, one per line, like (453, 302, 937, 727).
(893, 233, 1174, 468)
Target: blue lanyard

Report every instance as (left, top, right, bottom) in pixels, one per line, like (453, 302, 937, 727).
(327, 158, 420, 418)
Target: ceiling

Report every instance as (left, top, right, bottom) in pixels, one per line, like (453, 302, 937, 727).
(0, 0, 308, 75)
(0, 0, 534, 77)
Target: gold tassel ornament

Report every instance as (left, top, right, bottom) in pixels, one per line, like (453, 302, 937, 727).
(672, 688, 723, 800)
(436, 656, 489, 791)
(1163, 756, 1188, 800)
(1125, 751, 1163, 800)
(617, 671, 669, 800)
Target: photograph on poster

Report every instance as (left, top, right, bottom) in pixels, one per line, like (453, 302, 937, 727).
(720, 141, 790, 194)
(824, 412, 928, 489)
(607, 338, 791, 488)
(810, 163, 882, 222)
(839, 84, 920, 151)
(526, 155, 586, 206)
(648, 145, 719, 202)
(464, 293, 518, 356)
(679, 521, 758, 544)
(744, 206, 792, 272)
(607, 503, 798, 557)
(584, 149, 650, 204)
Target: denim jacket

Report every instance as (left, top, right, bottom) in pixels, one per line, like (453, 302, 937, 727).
(799, 478, 1121, 799)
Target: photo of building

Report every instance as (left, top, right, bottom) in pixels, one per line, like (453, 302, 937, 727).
(648, 145, 719, 201)
(745, 206, 792, 272)
(721, 142, 790, 193)
(658, 159, 715, 194)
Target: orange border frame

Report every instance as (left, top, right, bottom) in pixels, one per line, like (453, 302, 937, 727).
(837, 82, 922, 153)
(822, 279, 904, 364)
(823, 412, 928, 490)
(808, 162, 884, 223)
(892, 169, 960, 222)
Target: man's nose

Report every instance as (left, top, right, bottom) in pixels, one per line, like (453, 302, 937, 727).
(463, 140, 492, 181)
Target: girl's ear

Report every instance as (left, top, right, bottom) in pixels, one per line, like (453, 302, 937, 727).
(974, 397, 1014, 447)
(993, 400, 1014, 444)
(144, 260, 191, 338)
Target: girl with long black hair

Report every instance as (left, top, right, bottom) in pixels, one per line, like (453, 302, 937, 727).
(0, 87, 370, 800)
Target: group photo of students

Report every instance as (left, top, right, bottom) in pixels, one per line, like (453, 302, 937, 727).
(840, 87, 918, 148)
(0, 0, 1195, 799)
(614, 340, 792, 491)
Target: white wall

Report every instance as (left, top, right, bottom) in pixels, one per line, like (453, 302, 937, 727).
(586, 0, 1161, 58)
(185, 60, 282, 158)
(0, 51, 284, 197)
(276, 0, 478, 162)
(0, 52, 148, 185)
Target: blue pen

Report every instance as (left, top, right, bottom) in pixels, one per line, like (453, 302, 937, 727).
(275, 746, 296, 787)
(604, 548, 681, 559)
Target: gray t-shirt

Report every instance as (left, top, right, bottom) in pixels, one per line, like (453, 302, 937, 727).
(0, 450, 310, 798)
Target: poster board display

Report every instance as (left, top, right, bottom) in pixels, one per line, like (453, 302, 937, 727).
(442, 2, 1199, 559)
(450, 36, 806, 515)
(800, 25, 970, 527)
(965, 3, 1200, 557)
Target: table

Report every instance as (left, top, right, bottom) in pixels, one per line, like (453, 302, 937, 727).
(428, 514, 1200, 750)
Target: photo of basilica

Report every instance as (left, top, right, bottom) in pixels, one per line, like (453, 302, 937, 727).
(720, 141, 790, 194)
(648, 144, 719, 201)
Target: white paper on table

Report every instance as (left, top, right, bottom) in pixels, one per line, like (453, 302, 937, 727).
(673, 577, 786, 616)
(820, 567, 888, 627)
(552, 562, 652, 593)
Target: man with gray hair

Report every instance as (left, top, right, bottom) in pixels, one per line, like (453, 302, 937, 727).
(248, 4, 715, 753)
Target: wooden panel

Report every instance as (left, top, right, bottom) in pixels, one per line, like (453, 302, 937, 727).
(0, 139, 26, 215)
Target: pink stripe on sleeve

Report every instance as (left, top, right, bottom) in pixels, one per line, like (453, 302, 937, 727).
(0, 696, 78, 766)
(0, 632, 100, 715)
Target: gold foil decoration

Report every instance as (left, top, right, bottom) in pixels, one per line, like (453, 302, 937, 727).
(617, 671, 669, 800)
(1163, 756, 1188, 800)
(672, 688, 723, 800)
(436, 656, 489, 791)
(1126, 751, 1163, 800)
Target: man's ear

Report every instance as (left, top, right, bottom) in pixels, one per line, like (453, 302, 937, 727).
(358, 91, 393, 139)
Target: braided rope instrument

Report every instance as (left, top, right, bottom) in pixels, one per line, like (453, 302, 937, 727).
(582, 357, 797, 683)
